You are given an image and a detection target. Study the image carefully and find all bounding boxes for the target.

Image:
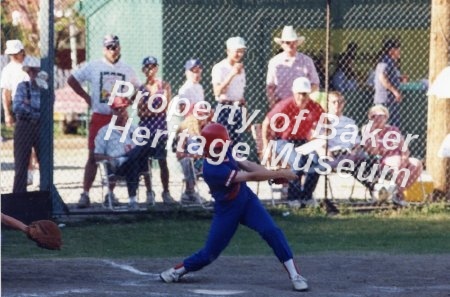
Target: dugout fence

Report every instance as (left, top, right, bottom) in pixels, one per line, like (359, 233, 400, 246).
(0, 0, 433, 214)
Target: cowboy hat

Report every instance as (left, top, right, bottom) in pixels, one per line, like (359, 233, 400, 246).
(274, 26, 305, 45)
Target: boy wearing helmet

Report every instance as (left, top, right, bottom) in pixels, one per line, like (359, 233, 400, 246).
(160, 123, 309, 292)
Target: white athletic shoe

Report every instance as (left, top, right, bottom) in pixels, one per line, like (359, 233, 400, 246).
(291, 274, 309, 291)
(160, 267, 182, 283)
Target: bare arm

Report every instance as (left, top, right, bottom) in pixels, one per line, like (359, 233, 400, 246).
(266, 85, 277, 109)
(233, 162, 296, 183)
(378, 72, 402, 101)
(261, 116, 271, 149)
(2, 89, 13, 127)
(67, 75, 91, 106)
(1, 213, 28, 233)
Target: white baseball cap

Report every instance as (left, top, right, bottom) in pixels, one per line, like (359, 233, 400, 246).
(226, 37, 247, 50)
(5, 39, 24, 55)
(292, 77, 312, 93)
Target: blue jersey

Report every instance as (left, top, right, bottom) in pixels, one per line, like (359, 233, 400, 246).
(202, 149, 246, 202)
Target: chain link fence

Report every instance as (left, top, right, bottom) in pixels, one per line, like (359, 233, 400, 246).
(1, 0, 435, 212)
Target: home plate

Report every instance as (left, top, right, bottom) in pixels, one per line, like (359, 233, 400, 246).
(190, 289, 246, 295)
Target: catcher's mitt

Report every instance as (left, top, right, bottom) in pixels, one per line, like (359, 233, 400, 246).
(26, 220, 62, 250)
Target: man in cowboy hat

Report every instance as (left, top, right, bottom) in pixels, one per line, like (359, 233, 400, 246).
(12, 57, 49, 193)
(266, 26, 320, 109)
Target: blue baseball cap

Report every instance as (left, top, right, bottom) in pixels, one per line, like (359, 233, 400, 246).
(184, 59, 202, 71)
(142, 56, 158, 67)
(103, 34, 120, 47)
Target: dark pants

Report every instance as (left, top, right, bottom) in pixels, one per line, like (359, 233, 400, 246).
(13, 118, 40, 193)
(112, 144, 155, 197)
(216, 104, 243, 144)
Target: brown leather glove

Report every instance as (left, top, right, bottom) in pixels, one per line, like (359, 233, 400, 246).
(26, 220, 62, 250)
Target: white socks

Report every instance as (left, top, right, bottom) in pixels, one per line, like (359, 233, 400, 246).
(129, 196, 137, 203)
(283, 259, 300, 279)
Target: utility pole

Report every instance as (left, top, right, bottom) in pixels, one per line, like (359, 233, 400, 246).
(427, 0, 450, 198)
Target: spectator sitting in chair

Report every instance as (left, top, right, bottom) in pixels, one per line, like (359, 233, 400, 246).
(295, 92, 372, 195)
(361, 105, 422, 206)
(175, 104, 212, 205)
(262, 77, 324, 208)
(94, 96, 155, 210)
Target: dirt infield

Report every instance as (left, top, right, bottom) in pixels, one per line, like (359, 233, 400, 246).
(2, 254, 450, 297)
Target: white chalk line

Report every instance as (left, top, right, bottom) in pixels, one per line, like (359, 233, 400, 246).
(5, 289, 92, 297)
(189, 289, 246, 295)
(103, 260, 160, 278)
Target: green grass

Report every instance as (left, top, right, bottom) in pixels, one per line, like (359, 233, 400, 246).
(2, 209, 450, 259)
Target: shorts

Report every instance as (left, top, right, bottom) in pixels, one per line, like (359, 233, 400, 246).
(88, 113, 113, 150)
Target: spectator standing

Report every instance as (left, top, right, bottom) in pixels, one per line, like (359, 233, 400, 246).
(137, 56, 176, 205)
(211, 37, 247, 144)
(374, 39, 402, 129)
(67, 34, 141, 208)
(1, 40, 28, 128)
(266, 26, 320, 108)
(12, 57, 49, 193)
(178, 58, 204, 114)
(0, 40, 38, 185)
(330, 53, 358, 92)
(261, 77, 324, 207)
(175, 105, 211, 204)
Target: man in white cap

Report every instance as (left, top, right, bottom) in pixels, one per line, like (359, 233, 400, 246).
(67, 34, 141, 208)
(12, 57, 49, 193)
(266, 26, 320, 109)
(261, 77, 324, 207)
(211, 36, 247, 143)
(1, 40, 28, 128)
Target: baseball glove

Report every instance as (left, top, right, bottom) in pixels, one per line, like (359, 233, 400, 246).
(26, 220, 62, 250)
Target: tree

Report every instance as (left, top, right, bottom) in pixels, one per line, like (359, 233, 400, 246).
(427, 0, 450, 198)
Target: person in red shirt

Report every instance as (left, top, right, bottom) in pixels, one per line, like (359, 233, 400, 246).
(262, 77, 324, 207)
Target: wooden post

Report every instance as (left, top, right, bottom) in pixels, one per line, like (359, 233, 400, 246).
(427, 0, 450, 198)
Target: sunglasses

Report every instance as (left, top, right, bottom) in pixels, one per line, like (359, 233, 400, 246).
(282, 41, 296, 45)
(106, 45, 119, 51)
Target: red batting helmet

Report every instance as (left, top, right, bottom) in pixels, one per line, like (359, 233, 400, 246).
(201, 123, 230, 152)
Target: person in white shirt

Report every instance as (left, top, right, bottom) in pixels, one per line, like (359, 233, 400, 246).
(94, 97, 153, 210)
(266, 26, 320, 108)
(1, 40, 29, 128)
(0, 40, 38, 185)
(67, 34, 141, 208)
(211, 37, 247, 143)
(178, 58, 204, 114)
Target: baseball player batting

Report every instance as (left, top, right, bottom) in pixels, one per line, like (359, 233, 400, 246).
(160, 123, 309, 292)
